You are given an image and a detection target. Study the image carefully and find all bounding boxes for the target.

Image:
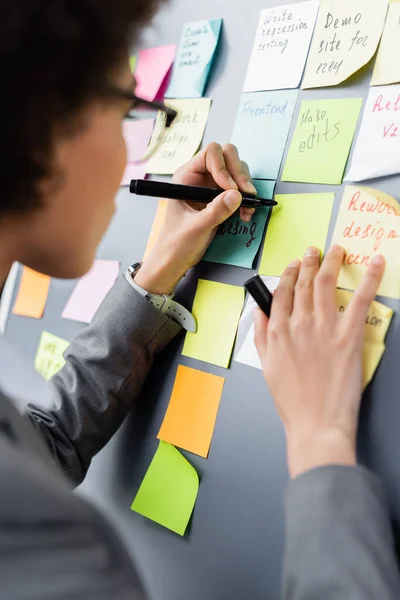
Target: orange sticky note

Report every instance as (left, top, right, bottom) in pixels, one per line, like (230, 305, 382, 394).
(158, 365, 225, 458)
(12, 267, 50, 319)
(143, 199, 167, 260)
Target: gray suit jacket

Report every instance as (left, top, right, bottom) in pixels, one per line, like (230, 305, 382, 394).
(0, 277, 399, 599)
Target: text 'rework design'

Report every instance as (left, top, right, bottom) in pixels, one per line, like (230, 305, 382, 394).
(331, 186, 400, 300)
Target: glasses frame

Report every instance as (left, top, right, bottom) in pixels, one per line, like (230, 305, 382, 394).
(110, 86, 178, 128)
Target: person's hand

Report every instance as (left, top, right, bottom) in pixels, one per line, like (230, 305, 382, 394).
(254, 245, 386, 478)
(135, 143, 256, 294)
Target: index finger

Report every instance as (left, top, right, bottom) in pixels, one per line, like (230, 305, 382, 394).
(174, 142, 239, 190)
(343, 255, 385, 338)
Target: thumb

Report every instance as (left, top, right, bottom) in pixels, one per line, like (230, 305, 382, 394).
(253, 307, 269, 360)
(198, 189, 242, 229)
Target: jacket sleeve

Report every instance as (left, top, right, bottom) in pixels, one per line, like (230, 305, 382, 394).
(26, 276, 182, 485)
(283, 465, 400, 600)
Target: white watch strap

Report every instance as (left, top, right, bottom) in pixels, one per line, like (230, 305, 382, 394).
(124, 270, 196, 332)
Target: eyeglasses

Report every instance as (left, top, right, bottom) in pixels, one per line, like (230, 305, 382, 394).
(107, 85, 178, 164)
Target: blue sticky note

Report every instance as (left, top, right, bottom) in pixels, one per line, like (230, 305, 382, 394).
(231, 90, 298, 180)
(165, 19, 223, 99)
(203, 207, 270, 269)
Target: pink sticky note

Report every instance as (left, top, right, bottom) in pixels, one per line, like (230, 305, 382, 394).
(121, 119, 154, 186)
(135, 45, 176, 102)
(62, 260, 120, 323)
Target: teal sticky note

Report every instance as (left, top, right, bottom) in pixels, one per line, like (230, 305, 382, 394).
(165, 18, 223, 99)
(231, 90, 298, 180)
(203, 210, 269, 269)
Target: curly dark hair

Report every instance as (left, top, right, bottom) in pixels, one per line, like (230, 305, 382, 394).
(0, 0, 163, 212)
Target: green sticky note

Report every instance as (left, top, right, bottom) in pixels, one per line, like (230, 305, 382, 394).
(34, 331, 69, 381)
(131, 441, 199, 536)
(282, 98, 362, 184)
(182, 280, 244, 368)
(259, 193, 335, 277)
(129, 55, 137, 73)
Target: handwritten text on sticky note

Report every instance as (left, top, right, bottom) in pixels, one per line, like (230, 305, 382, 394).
(231, 90, 298, 179)
(166, 18, 222, 98)
(302, 0, 388, 89)
(331, 186, 400, 299)
(282, 98, 362, 184)
(244, 1, 319, 92)
(145, 98, 211, 175)
(346, 85, 400, 181)
(35, 331, 70, 381)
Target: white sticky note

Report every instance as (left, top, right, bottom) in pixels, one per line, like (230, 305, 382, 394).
(346, 85, 400, 181)
(243, 1, 319, 92)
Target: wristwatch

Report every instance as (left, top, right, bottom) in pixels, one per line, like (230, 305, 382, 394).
(124, 262, 196, 332)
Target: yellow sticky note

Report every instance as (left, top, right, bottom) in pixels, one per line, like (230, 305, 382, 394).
(259, 194, 334, 277)
(143, 200, 167, 260)
(282, 98, 362, 184)
(331, 186, 400, 299)
(145, 98, 211, 175)
(158, 365, 225, 458)
(371, 1, 400, 86)
(12, 267, 51, 319)
(336, 289, 393, 388)
(35, 331, 70, 381)
(302, 0, 389, 89)
(182, 280, 244, 368)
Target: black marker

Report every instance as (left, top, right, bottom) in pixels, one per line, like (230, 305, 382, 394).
(244, 275, 273, 318)
(129, 179, 278, 208)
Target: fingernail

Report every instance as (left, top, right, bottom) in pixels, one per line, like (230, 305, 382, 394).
(224, 190, 242, 211)
(244, 180, 257, 194)
(330, 244, 344, 254)
(242, 214, 251, 223)
(372, 255, 385, 267)
(228, 176, 238, 189)
(305, 246, 319, 257)
(288, 259, 301, 268)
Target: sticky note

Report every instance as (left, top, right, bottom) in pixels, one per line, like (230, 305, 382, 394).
(243, 1, 319, 92)
(35, 331, 70, 381)
(143, 199, 168, 260)
(165, 19, 223, 99)
(235, 276, 280, 370)
(231, 90, 298, 179)
(62, 260, 120, 323)
(182, 280, 244, 368)
(131, 441, 199, 536)
(234, 280, 392, 388)
(259, 193, 334, 277)
(330, 186, 400, 299)
(282, 98, 362, 184)
(336, 289, 392, 387)
(145, 98, 211, 175)
(121, 119, 154, 186)
(12, 267, 51, 319)
(302, 0, 388, 89)
(158, 365, 225, 458)
(203, 208, 270, 269)
(346, 85, 400, 181)
(134, 45, 176, 102)
(371, 1, 400, 86)
(129, 56, 137, 73)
